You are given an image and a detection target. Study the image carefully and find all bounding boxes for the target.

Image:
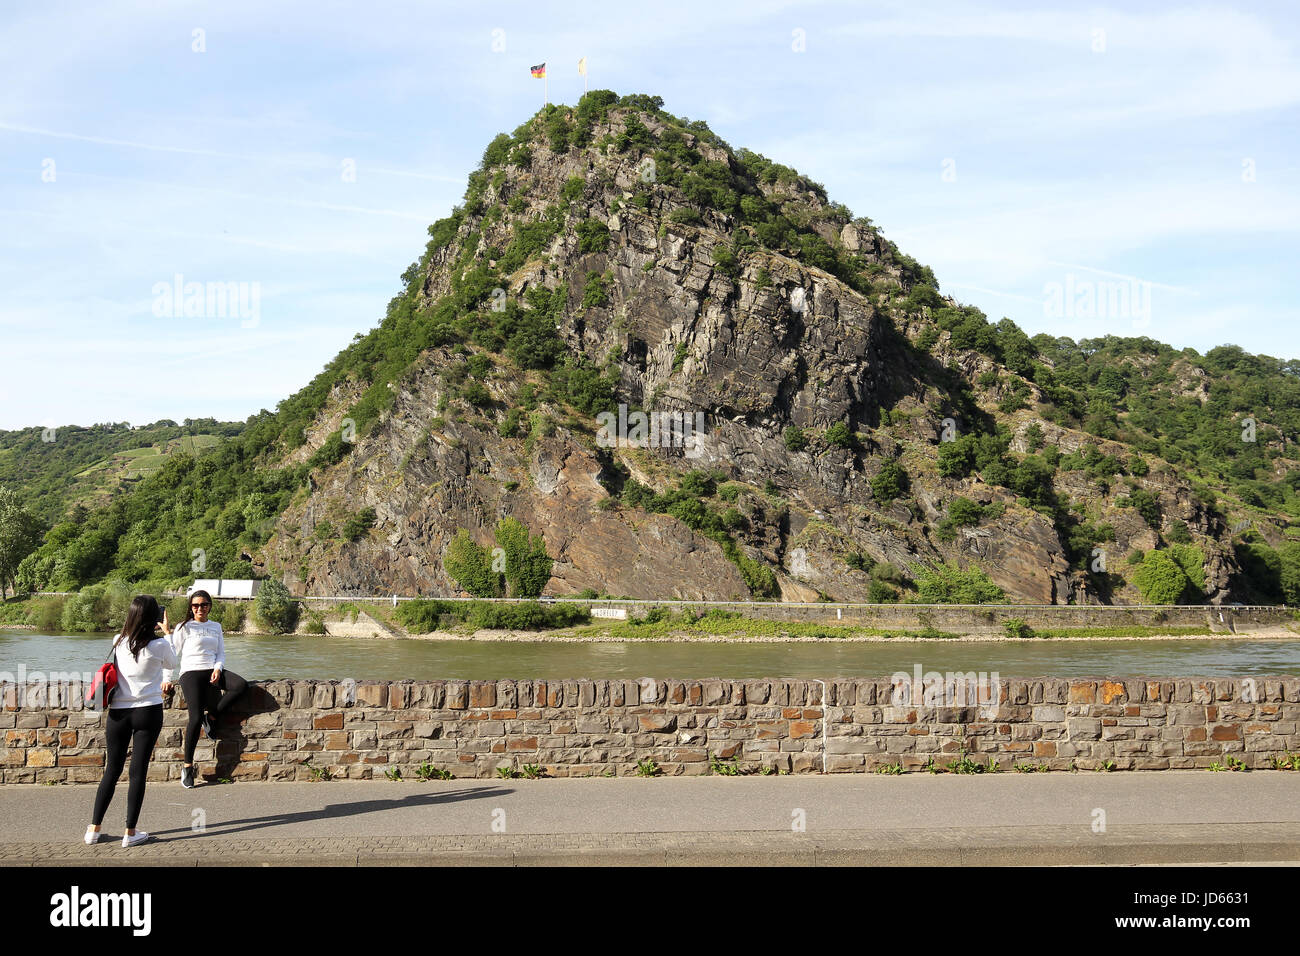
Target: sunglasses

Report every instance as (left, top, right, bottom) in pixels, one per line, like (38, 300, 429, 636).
(191, 602, 212, 609)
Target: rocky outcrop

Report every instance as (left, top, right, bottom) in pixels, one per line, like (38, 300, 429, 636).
(259, 101, 1252, 605)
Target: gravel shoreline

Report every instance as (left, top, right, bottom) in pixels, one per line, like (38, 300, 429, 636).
(399, 626, 1299, 644)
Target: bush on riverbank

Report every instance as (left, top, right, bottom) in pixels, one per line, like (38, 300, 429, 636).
(254, 578, 300, 634)
(0, 589, 246, 633)
(395, 599, 591, 633)
(912, 563, 1006, 604)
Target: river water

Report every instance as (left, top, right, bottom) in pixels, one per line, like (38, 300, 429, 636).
(3, 630, 1299, 681)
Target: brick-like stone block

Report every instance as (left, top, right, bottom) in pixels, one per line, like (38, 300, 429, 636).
(560, 681, 578, 707)
(446, 682, 468, 710)
(289, 683, 313, 709)
(467, 681, 496, 709)
(57, 754, 103, 767)
(701, 681, 726, 706)
(1099, 681, 1126, 704)
(1068, 682, 1096, 704)
(789, 721, 817, 739)
(496, 681, 518, 709)
(231, 761, 268, 781)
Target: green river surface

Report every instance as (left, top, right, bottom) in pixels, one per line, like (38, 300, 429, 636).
(3, 630, 1299, 681)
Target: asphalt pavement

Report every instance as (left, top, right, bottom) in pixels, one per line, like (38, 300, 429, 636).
(2, 772, 1297, 865)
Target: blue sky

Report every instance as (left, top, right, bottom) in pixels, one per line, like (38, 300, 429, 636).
(1, 0, 1297, 430)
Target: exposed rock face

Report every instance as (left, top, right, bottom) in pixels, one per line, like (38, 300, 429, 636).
(262, 102, 1249, 605)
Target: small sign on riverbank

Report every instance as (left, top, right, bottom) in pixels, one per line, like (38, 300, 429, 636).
(591, 607, 628, 620)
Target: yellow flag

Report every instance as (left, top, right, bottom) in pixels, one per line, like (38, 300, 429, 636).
(577, 57, 587, 75)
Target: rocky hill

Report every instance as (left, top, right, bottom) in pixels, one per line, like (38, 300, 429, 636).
(16, 92, 1300, 605)
(252, 93, 1300, 605)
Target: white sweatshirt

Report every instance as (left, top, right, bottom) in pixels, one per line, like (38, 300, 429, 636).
(110, 634, 179, 709)
(163, 620, 226, 682)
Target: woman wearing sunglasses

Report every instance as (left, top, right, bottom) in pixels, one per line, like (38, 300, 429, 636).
(161, 589, 247, 789)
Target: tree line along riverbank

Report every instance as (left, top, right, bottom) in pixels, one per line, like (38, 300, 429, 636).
(2, 590, 1296, 642)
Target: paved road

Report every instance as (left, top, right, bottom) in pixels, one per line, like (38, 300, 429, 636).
(2, 772, 1298, 865)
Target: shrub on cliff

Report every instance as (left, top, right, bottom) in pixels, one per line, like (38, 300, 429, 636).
(480, 133, 513, 170)
(867, 579, 896, 603)
(443, 530, 504, 598)
(1131, 551, 1186, 604)
(914, 562, 1005, 604)
(575, 218, 610, 253)
(1168, 544, 1205, 595)
(494, 517, 553, 599)
(581, 271, 610, 308)
(1128, 545, 1204, 605)
(937, 435, 976, 478)
(342, 507, 377, 542)
(824, 422, 855, 450)
(254, 577, 300, 634)
(711, 243, 739, 279)
(871, 459, 908, 502)
(1123, 488, 1162, 529)
(947, 497, 983, 527)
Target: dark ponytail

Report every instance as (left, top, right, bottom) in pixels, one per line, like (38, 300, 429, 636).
(118, 596, 163, 661)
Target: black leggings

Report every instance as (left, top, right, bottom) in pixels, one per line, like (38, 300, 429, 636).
(180, 669, 247, 764)
(92, 704, 163, 829)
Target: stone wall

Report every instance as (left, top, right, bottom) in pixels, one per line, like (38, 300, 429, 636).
(2, 676, 1297, 783)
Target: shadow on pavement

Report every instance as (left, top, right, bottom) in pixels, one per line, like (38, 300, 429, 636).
(153, 786, 514, 841)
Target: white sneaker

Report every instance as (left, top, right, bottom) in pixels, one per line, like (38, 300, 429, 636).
(122, 830, 150, 848)
(84, 827, 101, 845)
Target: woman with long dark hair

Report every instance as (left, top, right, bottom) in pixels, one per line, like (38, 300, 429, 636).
(160, 589, 246, 789)
(86, 595, 177, 847)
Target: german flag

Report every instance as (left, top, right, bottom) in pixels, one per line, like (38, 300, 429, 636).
(530, 62, 546, 78)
